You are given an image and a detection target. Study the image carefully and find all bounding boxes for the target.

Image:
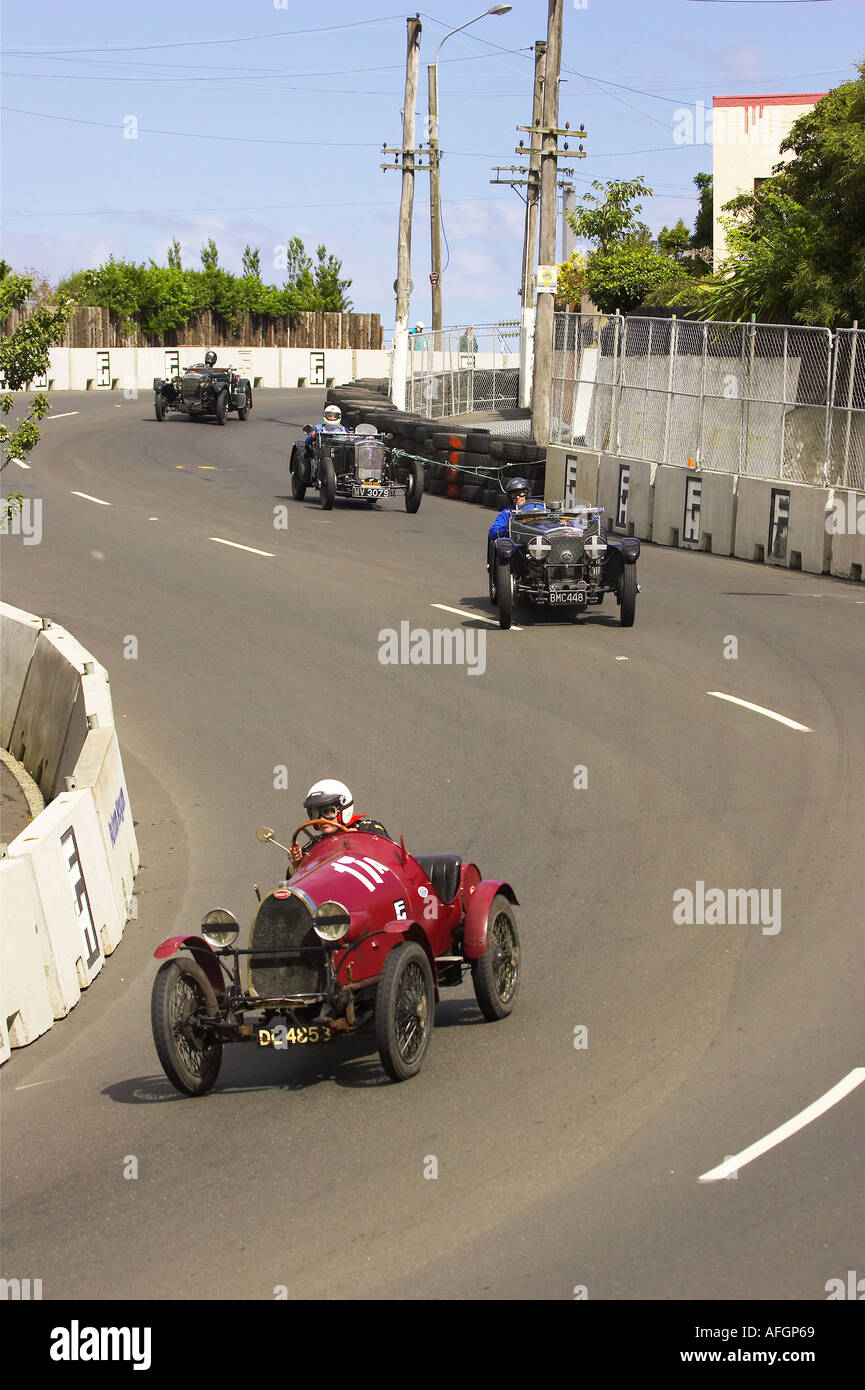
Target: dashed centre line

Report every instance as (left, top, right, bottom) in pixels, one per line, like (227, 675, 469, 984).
(70, 491, 111, 506)
(45, 411, 79, 420)
(699, 1068, 865, 1181)
(209, 537, 274, 557)
(707, 691, 812, 732)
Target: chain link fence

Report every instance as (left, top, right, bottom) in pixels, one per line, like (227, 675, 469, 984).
(550, 311, 864, 489)
(405, 322, 521, 419)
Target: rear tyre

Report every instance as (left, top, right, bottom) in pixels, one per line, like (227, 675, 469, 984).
(151, 958, 222, 1097)
(237, 387, 252, 421)
(619, 564, 637, 627)
(375, 942, 434, 1082)
(404, 459, 423, 514)
(319, 455, 336, 510)
(472, 896, 520, 1021)
(154, 394, 167, 422)
(496, 558, 513, 630)
(214, 390, 228, 426)
(290, 448, 308, 501)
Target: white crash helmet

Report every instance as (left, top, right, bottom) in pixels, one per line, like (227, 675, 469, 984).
(322, 404, 342, 425)
(303, 779, 354, 826)
(415, 321, 424, 331)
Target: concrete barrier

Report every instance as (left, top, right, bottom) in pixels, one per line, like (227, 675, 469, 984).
(651, 466, 737, 556)
(827, 489, 865, 582)
(8, 628, 82, 801)
(0, 856, 56, 1061)
(43, 346, 390, 393)
(70, 727, 137, 944)
(7, 790, 115, 1016)
(734, 477, 832, 573)
(0, 605, 41, 747)
(598, 454, 654, 538)
(544, 445, 601, 505)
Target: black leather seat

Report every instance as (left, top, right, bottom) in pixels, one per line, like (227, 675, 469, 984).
(414, 853, 462, 904)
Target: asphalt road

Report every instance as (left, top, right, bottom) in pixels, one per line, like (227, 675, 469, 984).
(2, 389, 863, 1305)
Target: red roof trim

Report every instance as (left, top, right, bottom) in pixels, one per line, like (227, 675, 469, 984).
(713, 93, 827, 108)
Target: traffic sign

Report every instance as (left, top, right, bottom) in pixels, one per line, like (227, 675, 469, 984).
(429, 272, 441, 286)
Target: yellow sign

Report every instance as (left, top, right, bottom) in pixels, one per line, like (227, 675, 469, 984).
(536, 264, 558, 293)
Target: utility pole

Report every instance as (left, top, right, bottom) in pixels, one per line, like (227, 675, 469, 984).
(428, 64, 443, 336)
(519, 39, 546, 409)
(385, 16, 423, 412)
(561, 183, 576, 263)
(529, 0, 587, 444)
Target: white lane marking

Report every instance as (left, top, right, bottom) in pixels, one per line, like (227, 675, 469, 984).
(16, 1077, 65, 1090)
(45, 411, 79, 420)
(71, 491, 111, 506)
(699, 1068, 865, 1182)
(209, 537, 274, 557)
(707, 691, 812, 732)
(12, 458, 30, 469)
(149, 516, 158, 521)
(615, 656, 629, 662)
(431, 602, 523, 631)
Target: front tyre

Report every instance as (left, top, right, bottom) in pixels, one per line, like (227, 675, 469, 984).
(496, 558, 513, 630)
(214, 389, 228, 426)
(404, 459, 423, 514)
(319, 454, 336, 510)
(472, 896, 520, 1021)
(619, 564, 637, 627)
(375, 942, 434, 1082)
(290, 447, 308, 501)
(151, 958, 222, 1096)
(237, 387, 252, 421)
(154, 394, 167, 422)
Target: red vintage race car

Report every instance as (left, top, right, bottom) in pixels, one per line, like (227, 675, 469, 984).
(151, 820, 520, 1095)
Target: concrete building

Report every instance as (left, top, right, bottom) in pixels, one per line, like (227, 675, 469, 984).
(712, 93, 826, 264)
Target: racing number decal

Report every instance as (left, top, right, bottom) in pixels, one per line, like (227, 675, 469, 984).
(333, 856, 392, 892)
(393, 899, 408, 920)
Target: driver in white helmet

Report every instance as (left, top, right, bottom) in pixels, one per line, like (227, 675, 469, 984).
(304, 403, 347, 457)
(287, 779, 389, 872)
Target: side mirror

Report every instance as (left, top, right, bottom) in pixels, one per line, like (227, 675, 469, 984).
(256, 827, 274, 843)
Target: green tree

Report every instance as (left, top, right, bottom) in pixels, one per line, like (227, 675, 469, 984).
(691, 173, 713, 251)
(242, 245, 261, 279)
(1, 266, 73, 521)
(167, 238, 182, 270)
(313, 244, 353, 311)
(585, 245, 682, 315)
(200, 238, 219, 271)
(657, 219, 691, 260)
(566, 177, 654, 253)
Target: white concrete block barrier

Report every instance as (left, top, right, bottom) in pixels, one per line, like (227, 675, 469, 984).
(826, 489, 865, 582)
(544, 445, 601, 506)
(39, 346, 390, 393)
(0, 856, 56, 1062)
(598, 454, 655, 539)
(1, 604, 140, 1059)
(652, 466, 738, 556)
(7, 790, 115, 1019)
(733, 477, 832, 574)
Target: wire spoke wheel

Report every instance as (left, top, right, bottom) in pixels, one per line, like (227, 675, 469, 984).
(151, 959, 222, 1096)
(472, 896, 520, 1021)
(375, 942, 434, 1082)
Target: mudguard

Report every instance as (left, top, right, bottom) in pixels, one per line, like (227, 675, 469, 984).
(378, 921, 440, 1000)
(494, 537, 516, 561)
(463, 881, 518, 960)
(153, 934, 224, 997)
(619, 537, 641, 562)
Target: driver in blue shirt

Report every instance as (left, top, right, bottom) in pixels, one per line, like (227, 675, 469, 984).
(305, 403, 348, 457)
(488, 476, 545, 539)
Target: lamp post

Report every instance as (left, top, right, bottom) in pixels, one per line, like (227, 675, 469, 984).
(428, 5, 512, 338)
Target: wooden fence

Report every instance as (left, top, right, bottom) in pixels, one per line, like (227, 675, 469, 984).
(3, 306, 382, 350)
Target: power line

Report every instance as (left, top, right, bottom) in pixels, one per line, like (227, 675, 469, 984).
(8, 16, 407, 57)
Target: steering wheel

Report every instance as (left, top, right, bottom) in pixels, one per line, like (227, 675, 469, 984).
(290, 818, 357, 852)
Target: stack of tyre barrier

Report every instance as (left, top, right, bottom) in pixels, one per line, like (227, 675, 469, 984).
(327, 379, 546, 509)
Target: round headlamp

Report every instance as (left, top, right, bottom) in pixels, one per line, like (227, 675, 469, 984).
(314, 901, 351, 942)
(201, 908, 239, 947)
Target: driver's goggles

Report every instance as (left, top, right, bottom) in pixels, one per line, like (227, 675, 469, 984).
(309, 805, 341, 821)
(511, 490, 528, 500)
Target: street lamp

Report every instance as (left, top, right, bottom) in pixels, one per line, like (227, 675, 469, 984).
(428, 5, 512, 337)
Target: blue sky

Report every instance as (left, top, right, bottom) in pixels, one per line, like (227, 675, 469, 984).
(2, 0, 862, 328)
